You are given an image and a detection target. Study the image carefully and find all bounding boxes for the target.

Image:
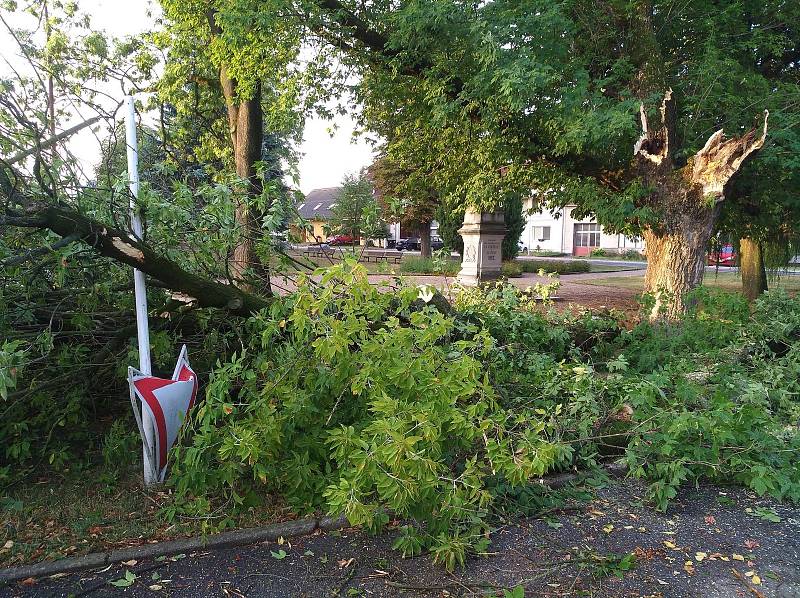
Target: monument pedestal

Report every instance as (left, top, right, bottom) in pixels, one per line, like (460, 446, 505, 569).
(456, 209, 506, 286)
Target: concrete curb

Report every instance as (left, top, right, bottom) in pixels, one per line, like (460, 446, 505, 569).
(0, 515, 348, 585)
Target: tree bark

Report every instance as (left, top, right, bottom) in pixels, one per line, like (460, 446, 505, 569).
(642, 216, 716, 317)
(419, 220, 432, 258)
(740, 237, 768, 301)
(634, 90, 768, 319)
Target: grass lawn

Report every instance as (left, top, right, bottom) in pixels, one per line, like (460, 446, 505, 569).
(0, 464, 292, 567)
(581, 271, 800, 293)
(587, 263, 644, 273)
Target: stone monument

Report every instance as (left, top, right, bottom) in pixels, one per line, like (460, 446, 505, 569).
(456, 208, 506, 286)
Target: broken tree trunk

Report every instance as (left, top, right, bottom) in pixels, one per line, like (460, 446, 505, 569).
(634, 90, 768, 319)
(740, 237, 768, 302)
(4, 202, 270, 316)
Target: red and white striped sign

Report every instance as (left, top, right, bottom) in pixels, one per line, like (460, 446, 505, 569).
(128, 346, 198, 482)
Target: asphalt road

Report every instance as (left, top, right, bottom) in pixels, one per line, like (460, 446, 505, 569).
(4, 480, 799, 597)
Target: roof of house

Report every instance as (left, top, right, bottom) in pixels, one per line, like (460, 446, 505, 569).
(298, 187, 341, 220)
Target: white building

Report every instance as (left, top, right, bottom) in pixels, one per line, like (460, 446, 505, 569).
(521, 200, 644, 256)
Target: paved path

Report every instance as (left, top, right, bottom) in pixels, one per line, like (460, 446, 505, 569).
(4, 480, 798, 597)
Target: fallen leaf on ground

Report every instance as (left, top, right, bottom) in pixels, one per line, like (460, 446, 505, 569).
(704, 516, 716, 525)
(733, 554, 745, 561)
(695, 552, 707, 562)
(745, 571, 758, 580)
(603, 524, 614, 533)
(663, 541, 677, 549)
(744, 539, 760, 550)
(122, 559, 137, 566)
(21, 578, 36, 586)
(338, 558, 355, 569)
(684, 561, 695, 575)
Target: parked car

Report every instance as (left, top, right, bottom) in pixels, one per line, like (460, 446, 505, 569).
(396, 237, 420, 251)
(397, 236, 444, 251)
(328, 234, 356, 246)
(708, 244, 737, 266)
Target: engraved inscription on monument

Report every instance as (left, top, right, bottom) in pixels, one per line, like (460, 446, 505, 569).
(482, 241, 500, 264)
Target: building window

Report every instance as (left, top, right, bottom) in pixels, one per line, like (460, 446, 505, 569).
(533, 226, 551, 241)
(574, 223, 601, 247)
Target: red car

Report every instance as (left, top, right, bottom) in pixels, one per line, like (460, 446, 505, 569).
(328, 234, 356, 246)
(708, 244, 737, 266)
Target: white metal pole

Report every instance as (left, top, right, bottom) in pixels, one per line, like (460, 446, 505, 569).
(124, 95, 156, 485)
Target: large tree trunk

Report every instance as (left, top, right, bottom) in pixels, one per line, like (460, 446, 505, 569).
(634, 90, 768, 320)
(209, 12, 267, 290)
(740, 237, 768, 301)
(219, 67, 265, 286)
(419, 220, 432, 258)
(642, 209, 718, 317)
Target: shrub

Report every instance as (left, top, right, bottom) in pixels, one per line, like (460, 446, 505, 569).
(520, 259, 590, 274)
(590, 248, 607, 257)
(530, 250, 565, 257)
(500, 261, 523, 277)
(621, 249, 645, 260)
(400, 256, 460, 276)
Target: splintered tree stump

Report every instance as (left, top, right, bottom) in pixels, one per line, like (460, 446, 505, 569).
(633, 89, 768, 320)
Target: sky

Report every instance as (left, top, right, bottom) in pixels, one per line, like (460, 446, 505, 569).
(0, 0, 375, 194)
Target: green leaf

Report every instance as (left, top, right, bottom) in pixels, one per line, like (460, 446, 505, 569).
(109, 570, 137, 587)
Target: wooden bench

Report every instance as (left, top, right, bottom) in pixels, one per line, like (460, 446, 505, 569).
(301, 247, 337, 259)
(363, 251, 402, 264)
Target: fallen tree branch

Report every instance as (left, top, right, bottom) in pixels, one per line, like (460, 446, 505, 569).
(2, 232, 81, 266)
(22, 203, 272, 315)
(0, 169, 271, 316)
